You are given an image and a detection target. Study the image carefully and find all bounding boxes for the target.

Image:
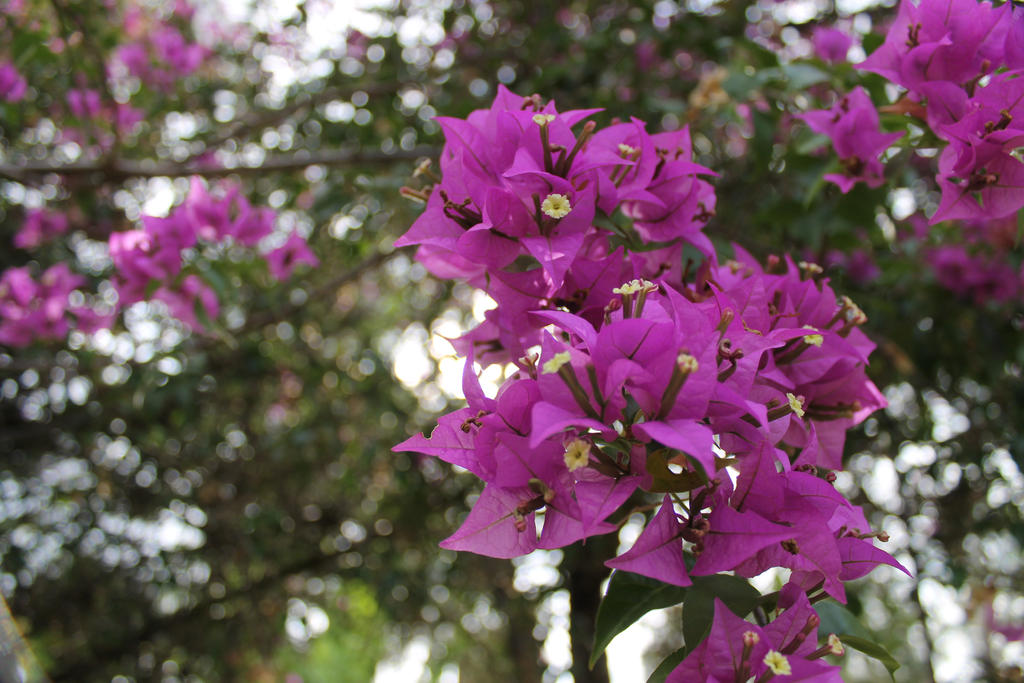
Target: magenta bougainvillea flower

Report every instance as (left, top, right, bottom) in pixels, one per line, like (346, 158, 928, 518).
(799, 87, 903, 193)
(13, 208, 69, 249)
(395, 85, 718, 364)
(0, 264, 109, 347)
(116, 15, 207, 92)
(266, 233, 319, 281)
(152, 274, 220, 332)
(88, 178, 293, 333)
(855, 0, 1024, 223)
(812, 27, 854, 64)
(66, 89, 102, 119)
(857, 0, 1012, 94)
(395, 88, 904, 622)
(0, 62, 27, 102)
(667, 593, 845, 682)
(926, 245, 1020, 304)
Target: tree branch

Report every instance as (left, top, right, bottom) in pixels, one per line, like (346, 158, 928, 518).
(182, 81, 425, 163)
(0, 146, 439, 184)
(195, 249, 395, 352)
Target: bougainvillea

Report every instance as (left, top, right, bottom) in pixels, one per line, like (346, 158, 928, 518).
(395, 87, 908, 679)
(1, 176, 315, 345)
(857, 0, 1024, 223)
(5, 0, 1024, 679)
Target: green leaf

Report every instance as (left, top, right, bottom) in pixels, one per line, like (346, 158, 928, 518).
(781, 63, 830, 90)
(646, 449, 706, 493)
(590, 571, 690, 668)
(203, 266, 230, 299)
(803, 158, 838, 208)
(646, 646, 686, 683)
(862, 32, 884, 55)
(682, 574, 762, 650)
(838, 635, 901, 679)
(722, 71, 767, 100)
(735, 38, 782, 68)
(814, 600, 872, 638)
(794, 133, 831, 156)
(751, 109, 777, 168)
(815, 601, 900, 680)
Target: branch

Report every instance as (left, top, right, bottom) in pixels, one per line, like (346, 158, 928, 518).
(182, 81, 425, 163)
(0, 146, 439, 183)
(195, 249, 395, 352)
(237, 249, 394, 334)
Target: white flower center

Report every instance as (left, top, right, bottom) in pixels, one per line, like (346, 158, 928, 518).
(542, 351, 572, 374)
(786, 393, 805, 418)
(763, 650, 791, 676)
(541, 194, 572, 219)
(563, 439, 591, 471)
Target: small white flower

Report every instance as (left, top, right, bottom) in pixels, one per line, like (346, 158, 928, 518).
(541, 193, 572, 219)
(542, 351, 572, 374)
(763, 650, 791, 676)
(563, 439, 591, 471)
(612, 279, 655, 295)
(802, 325, 824, 347)
(786, 393, 805, 418)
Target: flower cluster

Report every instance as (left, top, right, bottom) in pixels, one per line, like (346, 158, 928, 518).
(109, 177, 315, 329)
(13, 208, 69, 250)
(914, 214, 1024, 305)
(799, 87, 903, 194)
(396, 85, 716, 364)
(395, 90, 905, 667)
(0, 264, 110, 347)
(0, 179, 317, 348)
(859, 0, 1024, 223)
(115, 6, 207, 91)
(926, 245, 1020, 304)
(671, 590, 847, 682)
(63, 87, 143, 133)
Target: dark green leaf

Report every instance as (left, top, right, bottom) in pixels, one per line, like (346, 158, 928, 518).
(646, 449, 706, 492)
(815, 600, 872, 639)
(815, 601, 900, 680)
(646, 646, 687, 683)
(862, 32, 885, 55)
(682, 574, 761, 650)
(838, 635, 901, 679)
(590, 571, 690, 669)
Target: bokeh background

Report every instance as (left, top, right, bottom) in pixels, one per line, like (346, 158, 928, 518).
(0, 0, 1022, 681)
